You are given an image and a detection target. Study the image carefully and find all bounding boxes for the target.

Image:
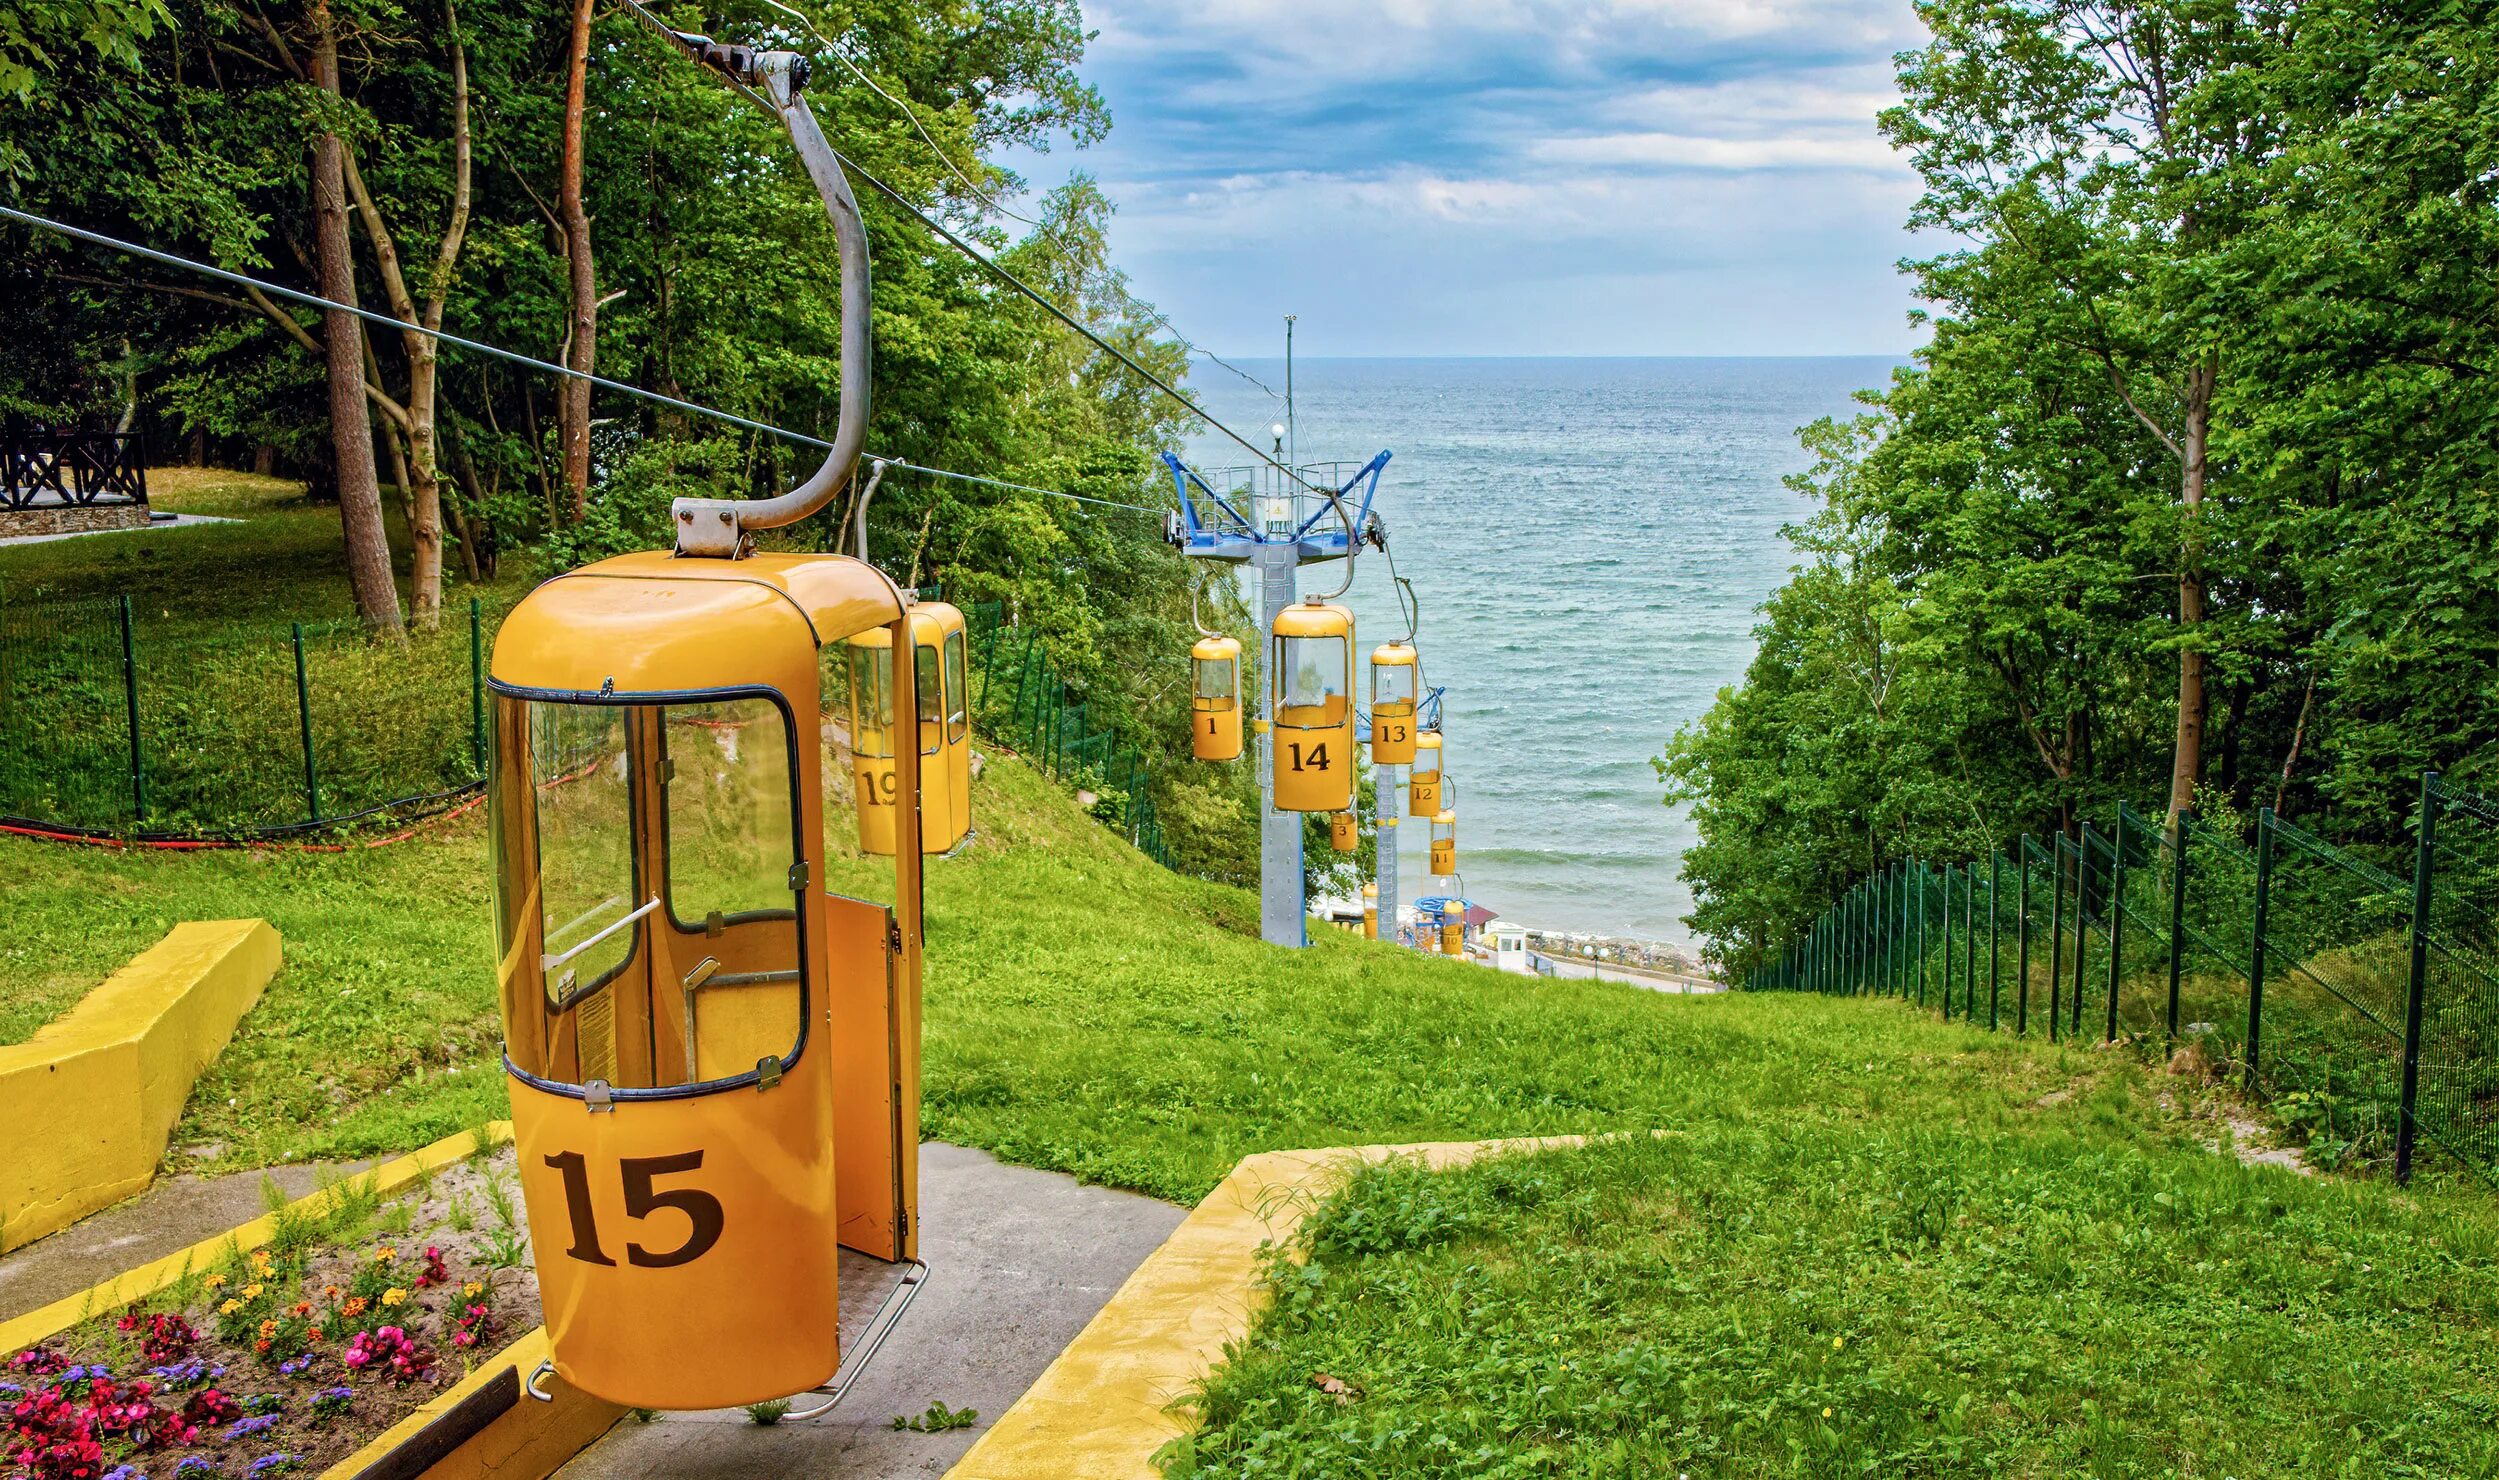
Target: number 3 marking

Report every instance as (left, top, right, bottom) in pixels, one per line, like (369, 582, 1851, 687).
(544, 1150, 728, 1268)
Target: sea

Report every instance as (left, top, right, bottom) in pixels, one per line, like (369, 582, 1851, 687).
(1182, 356, 1903, 947)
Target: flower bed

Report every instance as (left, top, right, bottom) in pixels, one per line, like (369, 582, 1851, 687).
(5, 1147, 539, 1480)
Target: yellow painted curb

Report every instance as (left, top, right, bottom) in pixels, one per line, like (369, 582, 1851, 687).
(320, 1326, 624, 1480)
(945, 1134, 1591, 1479)
(0, 919, 283, 1251)
(0, 1122, 511, 1358)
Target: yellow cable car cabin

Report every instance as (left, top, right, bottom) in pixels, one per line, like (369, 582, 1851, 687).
(1431, 809, 1457, 876)
(1370, 642, 1417, 765)
(1362, 882, 1378, 939)
(1191, 634, 1243, 762)
(1271, 598, 1356, 813)
(846, 600, 971, 856)
(488, 551, 925, 1411)
(1441, 914, 1465, 957)
(1408, 730, 1444, 816)
(1331, 810, 1359, 853)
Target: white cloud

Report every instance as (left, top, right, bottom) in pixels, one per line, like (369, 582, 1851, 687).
(1529, 131, 1904, 171)
(992, 0, 1937, 352)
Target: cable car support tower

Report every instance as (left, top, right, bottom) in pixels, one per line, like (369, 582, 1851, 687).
(1163, 449, 1389, 947)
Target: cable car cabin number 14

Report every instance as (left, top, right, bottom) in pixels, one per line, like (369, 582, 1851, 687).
(1271, 598, 1356, 813)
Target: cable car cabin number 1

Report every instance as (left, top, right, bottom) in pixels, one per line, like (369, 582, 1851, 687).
(1270, 598, 1356, 813)
(1191, 635, 1243, 762)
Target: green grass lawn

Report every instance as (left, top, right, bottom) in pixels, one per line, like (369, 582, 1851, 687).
(1165, 1130, 2499, 1479)
(0, 467, 531, 631)
(13, 757, 2499, 1473)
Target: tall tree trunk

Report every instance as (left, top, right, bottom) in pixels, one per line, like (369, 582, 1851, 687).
(557, 0, 597, 519)
(378, 406, 413, 527)
(445, 426, 490, 580)
(2166, 358, 2216, 822)
(310, 0, 403, 632)
(340, 0, 470, 625)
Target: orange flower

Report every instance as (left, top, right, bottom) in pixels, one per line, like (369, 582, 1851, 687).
(258, 1318, 278, 1340)
(342, 1297, 368, 1318)
(309, 1327, 325, 1342)
(292, 1302, 312, 1317)
(254, 1339, 271, 1353)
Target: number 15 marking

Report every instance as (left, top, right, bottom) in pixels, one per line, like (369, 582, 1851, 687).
(544, 1150, 727, 1268)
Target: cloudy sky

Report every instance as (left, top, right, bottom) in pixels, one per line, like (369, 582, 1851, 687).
(996, 0, 1936, 358)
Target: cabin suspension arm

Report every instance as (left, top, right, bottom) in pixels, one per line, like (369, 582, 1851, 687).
(667, 45, 872, 557)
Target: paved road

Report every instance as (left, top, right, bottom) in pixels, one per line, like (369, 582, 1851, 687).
(556, 1142, 1189, 1479)
(1529, 951, 1723, 993)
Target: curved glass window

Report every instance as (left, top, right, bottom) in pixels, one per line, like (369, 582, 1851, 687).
(1274, 635, 1347, 724)
(944, 628, 969, 743)
(1194, 655, 1237, 710)
(915, 642, 944, 756)
(491, 690, 806, 1097)
(848, 644, 895, 760)
(1372, 660, 1416, 708)
(664, 698, 797, 925)
(525, 702, 637, 1009)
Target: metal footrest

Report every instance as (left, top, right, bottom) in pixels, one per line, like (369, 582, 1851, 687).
(787, 1257, 930, 1421)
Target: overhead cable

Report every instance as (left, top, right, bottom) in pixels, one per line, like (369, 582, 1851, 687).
(0, 203, 1161, 517)
(741, 0, 1282, 401)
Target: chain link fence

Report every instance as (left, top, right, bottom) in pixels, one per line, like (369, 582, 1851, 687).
(1753, 775, 2499, 1184)
(961, 601, 1175, 868)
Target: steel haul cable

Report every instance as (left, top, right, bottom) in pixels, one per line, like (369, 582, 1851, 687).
(0, 203, 1162, 517)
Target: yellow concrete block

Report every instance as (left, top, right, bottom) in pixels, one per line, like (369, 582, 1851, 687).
(946, 1134, 1591, 1480)
(0, 919, 282, 1252)
(320, 1327, 625, 1480)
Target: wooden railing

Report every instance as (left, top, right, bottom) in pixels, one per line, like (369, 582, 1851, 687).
(1, 426, 148, 510)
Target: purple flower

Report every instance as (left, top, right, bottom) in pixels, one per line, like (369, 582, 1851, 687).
(229, 1412, 282, 1437)
(247, 1456, 301, 1476)
(276, 1355, 312, 1377)
(152, 1358, 218, 1389)
(175, 1457, 226, 1476)
(103, 1467, 147, 1480)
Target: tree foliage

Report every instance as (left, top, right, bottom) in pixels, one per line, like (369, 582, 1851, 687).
(2, 0, 1269, 876)
(1664, 0, 2499, 975)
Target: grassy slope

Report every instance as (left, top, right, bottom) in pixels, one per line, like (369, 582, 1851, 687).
(14, 760, 2499, 1476)
(10, 484, 2499, 1471)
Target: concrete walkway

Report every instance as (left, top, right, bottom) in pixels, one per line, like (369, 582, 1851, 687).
(556, 1142, 1188, 1480)
(0, 1160, 371, 1322)
(0, 512, 234, 546)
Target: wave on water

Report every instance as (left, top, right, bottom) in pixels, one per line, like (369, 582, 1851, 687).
(1189, 355, 1902, 944)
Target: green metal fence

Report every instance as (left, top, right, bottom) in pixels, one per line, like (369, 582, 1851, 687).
(1749, 775, 2499, 1184)
(0, 590, 1178, 869)
(0, 596, 496, 837)
(961, 601, 1176, 869)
